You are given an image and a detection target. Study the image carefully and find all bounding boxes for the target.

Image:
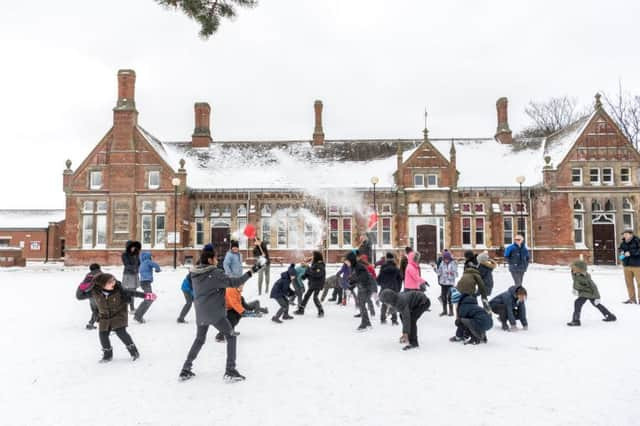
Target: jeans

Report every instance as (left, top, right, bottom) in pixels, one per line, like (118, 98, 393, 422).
(88, 298, 99, 325)
(216, 310, 242, 340)
(301, 288, 323, 313)
(407, 303, 429, 346)
(183, 318, 237, 371)
(510, 270, 525, 287)
(572, 297, 613, 321)
(178, 291, 193, 322)
(439, 284, 453, 313)
(134, 281, 153, 320)
(99, 327, 134, 349)
(258, 264, 271, 295)
(274, 297, 289, 319)
(357, 289, 372, 327)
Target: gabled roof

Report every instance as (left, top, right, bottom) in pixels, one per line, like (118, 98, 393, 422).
(0, 210, 65, 229)
(542, 111, 595, 169)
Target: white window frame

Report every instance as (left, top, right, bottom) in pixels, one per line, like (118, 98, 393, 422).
(277, 218, 287, 248)
(329, 218, 339, 247)
(381, 217, 392, 247)
(95, 214, 107, 248)
(342, 217, 352, 248)
(148, 170, 160, 190)
(261, 219, 271, 245)
(621, 167, 631, 185)
(82, 215, 94, 249)
(195, 218, 205, 247)
(89, 171, 103, 190)
(571, 168, 582, 186)
(462, 217, 472, 246)
(142, 215, 153, 248)
(503, 217, 513, 246)
(573, 213, 585, 246)
(475, 217, 485, 247)
(589, 168, 600, 185)
(623, 213, 635, 232)
(414, 174, 424, 187)
(426, 174, 438, 187)
(602, 168, 614, 186)
(155, 215, 166, 248)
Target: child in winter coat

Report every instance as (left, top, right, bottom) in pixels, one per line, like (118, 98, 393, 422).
(404, 252, 427, 292)
(434, 251, 457, 316)
(347, 251, 375, 331)
(567, 260, 616, 326)
(90, 273, 156, 362)
(377, 252, 402, 325)
(121, 240, 141, 311)
(177, 273, 193, 323)
(335, 259, 352, 305)
(215, 284, 269, 341)
(134, 252, 161, 324)
(379, 289, 431, 350)
(290, 262, 308, 306)
(271, 264, 297, 323)
(295, 251, 326, 318)
(476, 251, 497, 296)
(450, 290, 493, 345)
(456, 261, 490, 311)
(76, 263, 102, 330)
(490, 286, 528, 331)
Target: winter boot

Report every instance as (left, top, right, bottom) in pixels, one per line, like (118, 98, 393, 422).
(126, 344, 139, 361)
(603, 314, 617, 322)
(99, 347, 113, 363)
(215, 332, 225, 342)
(134, 316, 146, 324)
(271, 316, 282, 324)
(449, 336, 464, 342)
(86, 323, 97, 330)
(448, 304, 454, 316)
(179, 368, 195, 381)
(224, 369, 246, 382)
(567, 320, 581, 327)
(176, 318, 187, 324)
(464, 336, 480, 345)
(353, 313, 362, 318)
(356, 324, 371, 332)
(317, 309, 325, 318)
(381, 318, 387, 324)
(282, 314, 294, 320)
(391, 319, 399, 326)
(439, 311, 447, 317)
(501, 321, 509, 331)
(402, 344, 419, 351)
(259, 307, 269, 314)
(294, 307, 305, 315)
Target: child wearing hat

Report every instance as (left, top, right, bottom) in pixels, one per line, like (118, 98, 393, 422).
(76, 263, 102, 330)
(567, 260, 616, 326)
(434, 251, 457, 316)
(476, 251, 497, 296)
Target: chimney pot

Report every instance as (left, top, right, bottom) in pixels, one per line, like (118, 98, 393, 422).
(312, 100, 325, 146)
(115, 69, 136, 111)
(495, 97, 513, 144)
(192, 102, 212, 148)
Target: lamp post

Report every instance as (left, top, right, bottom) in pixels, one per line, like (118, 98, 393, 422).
(172, 177, 181, 269)
(371, 176, 380, 262)
(516, 175, 526, 240)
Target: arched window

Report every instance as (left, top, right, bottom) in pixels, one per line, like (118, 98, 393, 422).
(592, 200, 602, 211)
(573, 200, 584, 211)
(623, 198, 633, 210)
(604, 200, 614, 211)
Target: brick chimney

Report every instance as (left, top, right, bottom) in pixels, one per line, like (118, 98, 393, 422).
(312, 100, 325, 146)
(192, 102, 212, 148)
(494, 97, 513, 144)
(112, 69, 138, 151)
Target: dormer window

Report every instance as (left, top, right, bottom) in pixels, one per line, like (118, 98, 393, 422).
(571, 168, 582, 185)
(426, 174, 438, 187)
(89, 171, 102, 190)
(414, 174, 424, 187)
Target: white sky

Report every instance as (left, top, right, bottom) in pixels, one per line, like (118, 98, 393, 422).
(1, 0, 639, 209)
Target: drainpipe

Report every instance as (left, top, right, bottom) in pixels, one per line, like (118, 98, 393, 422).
(45, 225, 50, 263)
(528, 188, 534, 263)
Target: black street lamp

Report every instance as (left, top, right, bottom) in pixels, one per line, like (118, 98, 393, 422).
(516, 175, 526, 240)
(172, 177, 181, 269)
(371, 176, 380, 262)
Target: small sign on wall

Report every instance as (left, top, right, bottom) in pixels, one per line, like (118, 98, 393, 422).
(30, 241, 41, 250)
(167, 232, 180, 244)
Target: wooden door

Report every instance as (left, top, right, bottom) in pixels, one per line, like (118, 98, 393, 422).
(211, 226, 231, 262)
(593, 224, 616, 265)
(416, 224, 437, 264)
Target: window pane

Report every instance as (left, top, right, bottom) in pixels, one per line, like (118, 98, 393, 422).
(148, 171, 160, 189)
(571, 169, 582, 183)
(196, 218, 204, 246)
(434, 203, 445, 215)
(261, 204, 271, 217)
(330, 219, 339, 246)
(474, 204, 484, 213)
(621, 168, 630, 183)
(602, 168, 613, 184)
(155, 215, 165, 247)
(342, 218, 351, 247)
(156, 201, 166, 213)
(421, 203, 432, 215)
(83, 201, 94, 213)
(503, 217, 513, 245)
(517, 217, 526, 241)
(475, 218, 484, 245)
(623, 213, 633, 230)
(142, 201, 153, 213)
(414, 175, 424, 186)
(90, 171, 102, 189)
(262, 220, 271, 244)
(96, 215, 107, 246)
(462, 204, 471, 213)
(462, 218, 471, 245)
(277, 219, 286, 247)
(237, 204, 247, 217)
(142, 215, 152, 245)
(427, 175, 437, 186)
(96, 201, 107, 213)
(502, 203, 512, 213)
(82, 215, 93, 248)
(590, 169, 599, 183)
(382, 218, 391, 245)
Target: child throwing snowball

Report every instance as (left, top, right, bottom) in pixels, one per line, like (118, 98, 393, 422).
(567, 260, 616, 326)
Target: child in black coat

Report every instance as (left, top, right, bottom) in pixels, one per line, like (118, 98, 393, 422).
(270, 264, 297, 323)
(76, 263, 102, 330)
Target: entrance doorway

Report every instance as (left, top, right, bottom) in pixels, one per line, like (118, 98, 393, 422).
(592, 214, 616, 265)
(211, 224, 231, 263)
(416, 224, 437, 264)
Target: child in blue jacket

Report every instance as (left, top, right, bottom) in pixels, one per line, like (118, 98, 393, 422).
(134, 252, 161, 323)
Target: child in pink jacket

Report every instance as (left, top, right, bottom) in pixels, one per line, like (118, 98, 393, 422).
(404, 252, 427, 292)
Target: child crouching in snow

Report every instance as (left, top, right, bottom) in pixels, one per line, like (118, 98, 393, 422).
(271, 264, 297, 323)
(449, 288, 493, 345)
(91, 273, 156, 362)
(567, 260, 616, 326)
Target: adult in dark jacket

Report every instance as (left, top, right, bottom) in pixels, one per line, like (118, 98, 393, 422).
(121, 240, 141, 311)
(89, 273, 154, 362)
(619, 230, 640, 304)
(179, 250, 261, 382)
(377, 252, 402, 324)
(270, 265, 297, 323)
(504, 234, 529, 287)
(76, 263, 102, 330)
(253, 237, 271, 295)
(379, 289, 431, 350)
(347, 251, 374, 331)
(490, 286, 528, 331)
(295, 251, 326, 317)
(454, 293, 493, 345)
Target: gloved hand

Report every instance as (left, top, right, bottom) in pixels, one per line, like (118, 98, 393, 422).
(251, 263, 261, 273)
(594, 299, 601, 306)
(144, 293, 157, 301)
(399, 334, 408, 344)
(620, 254, 627, 261)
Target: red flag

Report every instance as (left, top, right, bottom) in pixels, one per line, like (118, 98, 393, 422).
(243, 224, 257, 239)
(367, 212, 378, 230)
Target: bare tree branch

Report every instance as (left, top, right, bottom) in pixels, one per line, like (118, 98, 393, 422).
(602, 81, 640, 149)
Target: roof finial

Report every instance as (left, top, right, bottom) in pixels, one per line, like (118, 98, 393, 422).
(423, 108, 429, 140)
(594, 93, 602, 110)
(65, 159, 72, 170)
(179, 158, 186, 171)
(449, 138, 456, 155)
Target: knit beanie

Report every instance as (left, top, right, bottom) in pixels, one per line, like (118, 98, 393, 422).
(571, 260, 587, 274)
(443, 251, 452, 261)
(477, 252, 490, 264)
(230, 240, 240, 249)
(386, 252, 395, 261)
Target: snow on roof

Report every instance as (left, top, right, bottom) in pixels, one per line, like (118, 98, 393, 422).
(159, 139, 423, 190)
(543, 112, 594, 169)
(0, 210, 65, 229)
(137, 126, 174, 168)
(430, 138, 545, 187)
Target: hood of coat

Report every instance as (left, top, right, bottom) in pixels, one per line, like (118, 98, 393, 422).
(281, 264, 296, 280)
(408, 251, 418, 267)
(346, 251, 358, 267)
(190, 264, 218, 277)
(379, 289, 398, 306)
(140, 252, 152, 262)
(125, 240, 141, 253)
(463, 267, 481, 278)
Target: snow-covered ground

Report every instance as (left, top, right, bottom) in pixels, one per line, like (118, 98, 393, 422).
(2, 263, 639, 426)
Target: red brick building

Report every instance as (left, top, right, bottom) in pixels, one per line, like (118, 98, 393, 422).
(0, 210, 65, 263)
(61, 70, 640, 266)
